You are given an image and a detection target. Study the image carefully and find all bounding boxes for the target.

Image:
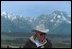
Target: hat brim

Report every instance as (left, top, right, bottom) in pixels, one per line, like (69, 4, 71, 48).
(32, 29, 46, 34)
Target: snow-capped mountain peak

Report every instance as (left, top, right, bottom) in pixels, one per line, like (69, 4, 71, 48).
(1, 10, 71, 35)
(8, 14, 17, 21)
(51, 10, 71, 24)
(1, 11, 18, 21)
(1, 11, 8, 18)
(1, 11, 7, 16)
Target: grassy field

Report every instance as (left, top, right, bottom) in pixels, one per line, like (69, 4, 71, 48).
(1, 33, 71, 48)
(1, 37, 71, 48)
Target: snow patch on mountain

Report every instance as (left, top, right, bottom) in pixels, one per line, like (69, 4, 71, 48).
(1, 11, 7, 16)
(1, 11, 7, 18)
(1, 10, 71, 34)
(62, 16, 71, 24)
(50, 19, 54, 22)
(8, 14, 17, 21)
(57, 15, 61, 18)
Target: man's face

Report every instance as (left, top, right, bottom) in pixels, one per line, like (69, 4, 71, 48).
(35, 31, 46, 42)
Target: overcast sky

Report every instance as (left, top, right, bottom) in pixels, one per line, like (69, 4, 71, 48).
(1, 1, 71, 17)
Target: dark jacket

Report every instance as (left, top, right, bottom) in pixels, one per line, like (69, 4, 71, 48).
(23, 36, 52, 48)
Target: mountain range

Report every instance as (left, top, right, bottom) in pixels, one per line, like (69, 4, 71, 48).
(1, 10, 71, 36)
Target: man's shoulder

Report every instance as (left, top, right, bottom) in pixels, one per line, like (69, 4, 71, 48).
(23, 36, 37, 48)
(45, 38, 52, 48)
(25, 36, 35, 44)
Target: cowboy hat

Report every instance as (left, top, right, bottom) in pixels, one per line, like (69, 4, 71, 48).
(33, 24, 49, 34)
